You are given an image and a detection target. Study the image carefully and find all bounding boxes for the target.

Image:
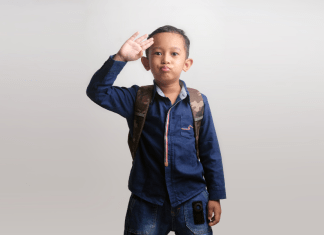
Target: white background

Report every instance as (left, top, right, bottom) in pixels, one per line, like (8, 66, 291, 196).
(0, 0, 323, 234)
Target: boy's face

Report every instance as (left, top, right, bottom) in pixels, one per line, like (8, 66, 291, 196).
(141, 32, 193, 86)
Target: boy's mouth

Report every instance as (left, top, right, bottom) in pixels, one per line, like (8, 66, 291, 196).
(161, 66, 170, 71)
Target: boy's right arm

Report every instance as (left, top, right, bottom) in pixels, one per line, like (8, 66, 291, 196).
(86, 54, 138, 119)
(86, 31, 154, 119)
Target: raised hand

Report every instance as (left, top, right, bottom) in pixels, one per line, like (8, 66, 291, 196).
(115, 31, 154, 62)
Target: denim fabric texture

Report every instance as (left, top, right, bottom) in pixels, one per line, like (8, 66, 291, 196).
(124, 188, 213, 235)
(86, 54, 226, 208)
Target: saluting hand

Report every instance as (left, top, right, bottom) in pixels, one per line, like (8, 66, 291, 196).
(115, 31, 154, 62)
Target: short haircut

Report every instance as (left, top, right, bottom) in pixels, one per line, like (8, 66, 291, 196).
(145, 25, 190, 60)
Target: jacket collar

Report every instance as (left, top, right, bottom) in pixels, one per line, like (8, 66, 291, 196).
(150, 79, 190, 104)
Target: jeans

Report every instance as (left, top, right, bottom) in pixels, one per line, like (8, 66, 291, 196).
(124, 188, 213, 235)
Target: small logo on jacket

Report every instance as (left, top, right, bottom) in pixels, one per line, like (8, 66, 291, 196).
(181, 125, 193, 130)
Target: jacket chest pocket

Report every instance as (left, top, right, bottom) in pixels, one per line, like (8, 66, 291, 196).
(180, 115, 195, 139)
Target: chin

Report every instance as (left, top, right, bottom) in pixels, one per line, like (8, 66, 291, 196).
(154, 77, 178, 85)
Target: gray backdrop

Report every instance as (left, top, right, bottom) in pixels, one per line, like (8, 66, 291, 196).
(0, 0, 323, 234)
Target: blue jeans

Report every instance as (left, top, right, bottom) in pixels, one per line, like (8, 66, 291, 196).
(124, 188, 213, 235)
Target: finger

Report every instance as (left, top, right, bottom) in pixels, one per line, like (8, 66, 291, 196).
(215, 211, 221, 225)
(209, 208, 221, 226)
(140, 38, 154, 50)
(129, 31, 140, 41)
(209, 215, 216, 226)
(139, 37, 154, 46)
(135, 33, 149, 44)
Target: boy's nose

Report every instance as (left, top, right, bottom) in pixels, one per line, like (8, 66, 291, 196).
(161, 55, 171, 64)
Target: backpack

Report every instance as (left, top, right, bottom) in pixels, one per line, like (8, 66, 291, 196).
(127, 82, 204, 164)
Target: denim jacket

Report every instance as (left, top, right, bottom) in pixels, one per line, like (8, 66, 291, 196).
(86, 54, 226, 207)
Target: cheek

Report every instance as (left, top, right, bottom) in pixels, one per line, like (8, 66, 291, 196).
(174, 60, 183, 67)
(151, 59, 159, 68)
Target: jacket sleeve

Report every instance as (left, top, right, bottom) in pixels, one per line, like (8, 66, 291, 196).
(198, 94, 227, 201)
(86, 53, 139, 119)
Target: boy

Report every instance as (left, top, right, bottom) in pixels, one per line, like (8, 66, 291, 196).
(86, 25, 226, 235)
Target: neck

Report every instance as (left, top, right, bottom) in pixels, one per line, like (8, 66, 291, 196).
(155, 79, 181, 96)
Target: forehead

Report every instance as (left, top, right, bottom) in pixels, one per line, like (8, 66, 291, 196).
(151, 32, 185, 51)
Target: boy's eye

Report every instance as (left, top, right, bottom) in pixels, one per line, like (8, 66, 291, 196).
(154, 52, 178, 56)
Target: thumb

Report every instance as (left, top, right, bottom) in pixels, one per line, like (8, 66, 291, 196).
(136, 49, 143, 60)
(208, 206, 213, 220)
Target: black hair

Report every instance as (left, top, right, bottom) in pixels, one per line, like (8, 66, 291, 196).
(145, 25, 190, 60)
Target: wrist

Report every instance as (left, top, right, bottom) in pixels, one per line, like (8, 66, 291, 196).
(113, 53, 127, 62)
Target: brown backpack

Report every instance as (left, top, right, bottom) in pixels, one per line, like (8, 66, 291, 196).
(128, 82, 204, 164)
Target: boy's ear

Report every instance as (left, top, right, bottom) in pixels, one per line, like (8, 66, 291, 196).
(141, 56, 151, 71)
(183, 58, 193, 72)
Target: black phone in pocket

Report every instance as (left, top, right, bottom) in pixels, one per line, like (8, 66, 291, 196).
(192, 201, 204, 224)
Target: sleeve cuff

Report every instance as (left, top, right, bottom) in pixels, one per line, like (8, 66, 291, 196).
(104, 54, 128, 74)
(207, 188, 226, 200)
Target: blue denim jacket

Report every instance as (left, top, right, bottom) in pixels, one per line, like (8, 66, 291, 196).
(86, 54, 226, 207)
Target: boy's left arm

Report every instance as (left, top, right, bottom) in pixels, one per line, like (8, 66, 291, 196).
(198, 94, 226, 226)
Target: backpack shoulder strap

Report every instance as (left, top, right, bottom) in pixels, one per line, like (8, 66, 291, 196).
(127, 85, 154, 163)
(187, 87, 205, 161)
